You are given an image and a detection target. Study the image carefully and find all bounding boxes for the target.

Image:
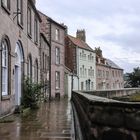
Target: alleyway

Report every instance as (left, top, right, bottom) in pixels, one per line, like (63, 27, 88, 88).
(0, 99, 74, 140)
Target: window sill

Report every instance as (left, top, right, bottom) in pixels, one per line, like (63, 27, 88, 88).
(18, 23, 24, 30)
(28, 33, 32, 39)
(2, 95, 10, 101)
(2, 5, 10, 15)
(35, 41, 38, 45)
(55, 63, 60, 66)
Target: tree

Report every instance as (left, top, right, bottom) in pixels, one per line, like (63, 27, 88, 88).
(21, 77, 43, 109)
(126, 67, 140, 87)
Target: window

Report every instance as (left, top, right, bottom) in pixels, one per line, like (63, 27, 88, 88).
(106, 71, 109, 79)
(91, 82, 94, 90)
(81, 82, 84, 90)
(85, 68, 87, 77)
(27, 6, 32, 36)
(55, 71, 60, 89)
(55, 29, 60, 41)
(34, 59, 38, 83)
(80, 68, 82, 77)
(92, 70, 94, 77)
(17, 0, 23, 26)
(34, 17, 38, 43)
(46, 55, 49, 71)
(27, 54, 32, 79)
(55, 47, 60, 64)
(2, 0, 10, 11)
(42, 52, 44, 70)
(2, 40, 8, 96)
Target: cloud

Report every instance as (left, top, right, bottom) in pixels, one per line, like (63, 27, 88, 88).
(36, 0, 140, 73)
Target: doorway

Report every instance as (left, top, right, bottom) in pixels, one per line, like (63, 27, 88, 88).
(14, 42, 24, 106)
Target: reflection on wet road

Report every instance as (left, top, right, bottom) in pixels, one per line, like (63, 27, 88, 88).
(0, 99, 73, 140)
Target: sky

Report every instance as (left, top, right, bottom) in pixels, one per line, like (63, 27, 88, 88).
(36, 0, 140, 73)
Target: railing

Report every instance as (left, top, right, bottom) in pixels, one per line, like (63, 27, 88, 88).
(71, 90, 140, 140)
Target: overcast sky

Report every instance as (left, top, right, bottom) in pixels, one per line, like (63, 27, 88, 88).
(36, 0, 140, 73)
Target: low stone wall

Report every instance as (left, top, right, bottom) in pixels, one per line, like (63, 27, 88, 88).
(84, 88, 140, 98)
(72, 91, 140, 140)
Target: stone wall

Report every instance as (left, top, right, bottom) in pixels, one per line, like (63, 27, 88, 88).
(72, 91, 140, 140)
(84, 88, 140, 98)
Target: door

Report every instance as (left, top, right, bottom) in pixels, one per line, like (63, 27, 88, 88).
(15, 65, 21, 106)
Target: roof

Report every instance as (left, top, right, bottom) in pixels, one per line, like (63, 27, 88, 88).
(29, 0, 42, 22)
(40, 33, 50, 47)
(106, 59, 123, 70)
(68, 35, 94, 52)
(38, 11, 66, 29)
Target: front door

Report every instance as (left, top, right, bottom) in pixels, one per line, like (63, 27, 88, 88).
(15, 65, 21, 106)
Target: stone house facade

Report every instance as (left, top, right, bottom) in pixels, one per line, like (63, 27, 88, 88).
(65, 30, 96, 91)
(40, 33, 50, 100)
(0, 0, 44, 116)
(39, 12, 66, 99)
(95, 47, 124, 90)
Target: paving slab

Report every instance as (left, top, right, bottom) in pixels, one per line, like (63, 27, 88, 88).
(0, 99, 74, 140)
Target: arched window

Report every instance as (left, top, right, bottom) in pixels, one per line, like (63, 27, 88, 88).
(34, 59, 38, 83)
(2, 39, 9, 96)
(27, 54, 32, 79)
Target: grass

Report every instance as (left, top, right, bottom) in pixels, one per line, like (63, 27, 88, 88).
(0, 115, 15, 123)
(113, 92, 140, 102)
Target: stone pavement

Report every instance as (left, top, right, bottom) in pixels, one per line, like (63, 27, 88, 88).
(0, 99, 74, 140)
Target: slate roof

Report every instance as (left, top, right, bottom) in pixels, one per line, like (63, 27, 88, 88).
(106, 59, 122, 70)
(68, 35, 94, 52)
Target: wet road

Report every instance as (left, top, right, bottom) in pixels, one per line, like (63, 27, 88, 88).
(0, 99, 74, 140)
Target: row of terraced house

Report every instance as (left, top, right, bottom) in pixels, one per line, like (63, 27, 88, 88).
(0, 0, 124, 117)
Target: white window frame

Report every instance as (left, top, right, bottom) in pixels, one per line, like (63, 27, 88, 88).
(55, 28, 60, 41)
(55, 47, 60, 64)
(17, 0, 23, 26)
(55, 71, 60, 89)
(2, 40, 8, 96)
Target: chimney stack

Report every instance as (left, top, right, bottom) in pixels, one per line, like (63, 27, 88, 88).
(76, 29, 86, 42)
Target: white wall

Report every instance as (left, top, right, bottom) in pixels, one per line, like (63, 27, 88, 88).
(77, 48, 96, 91)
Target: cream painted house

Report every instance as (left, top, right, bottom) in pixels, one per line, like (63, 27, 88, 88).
(65, 30, 96, 91)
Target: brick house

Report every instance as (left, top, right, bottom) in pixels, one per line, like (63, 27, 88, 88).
(65, 30, 96, 91)
(95, 47, 124, 90)
(39, 11, 66, 99)
(40, 33, 51, 100)
(0, 0, 47, 116)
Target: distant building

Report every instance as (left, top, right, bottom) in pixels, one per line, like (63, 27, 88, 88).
(65, 30, 96, 91)
(95, 47, 124, 90)
(39, 12, 66, 99)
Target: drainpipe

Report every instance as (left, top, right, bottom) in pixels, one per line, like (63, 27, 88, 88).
(49, 22, 52, 101)
(0, 46, 2, 101)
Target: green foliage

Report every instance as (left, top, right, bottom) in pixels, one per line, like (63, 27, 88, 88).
(21, 77, 43, 109)
(126, 67, 140, 88)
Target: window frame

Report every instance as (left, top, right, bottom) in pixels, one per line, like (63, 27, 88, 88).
(55, 47, 60, 65)
(27, 54, 32, 80)
(34, 17, 38, 43)
(1, 0, 10, 13)
(17, 0, 23, 27)
(27, 5, 32, 37)
(55, 71, 60, 89)
(34, 59, 38, 83)
(1, 39, 8, 96)
(55, 28, 60, 41)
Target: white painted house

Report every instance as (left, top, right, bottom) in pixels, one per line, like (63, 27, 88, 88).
(78, 48, 96, 91)
(65, 30, 96, 91)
